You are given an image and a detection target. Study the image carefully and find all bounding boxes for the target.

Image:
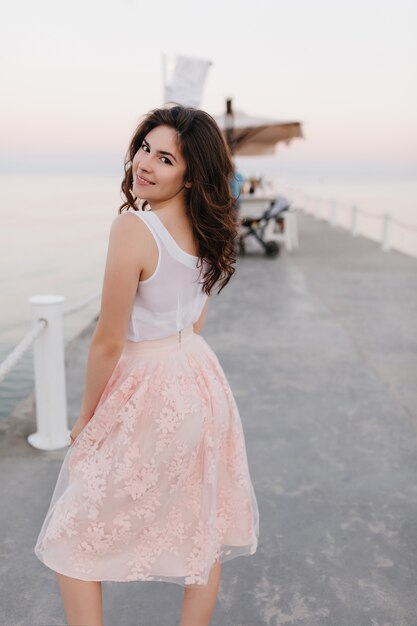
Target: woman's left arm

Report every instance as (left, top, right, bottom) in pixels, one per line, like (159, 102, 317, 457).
(71, 212, 145, 441)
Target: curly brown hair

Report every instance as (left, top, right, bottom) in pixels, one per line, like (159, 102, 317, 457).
(119, 105, 238, 295)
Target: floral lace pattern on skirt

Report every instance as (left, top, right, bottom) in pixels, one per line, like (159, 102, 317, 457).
(34, 332, 259, 587)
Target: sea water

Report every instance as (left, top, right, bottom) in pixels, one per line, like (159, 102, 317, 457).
(0, 175, 120, 420)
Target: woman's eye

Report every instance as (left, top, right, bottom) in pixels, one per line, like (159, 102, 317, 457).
(141, 143, 149, 152)
(161, 157, 172, 165)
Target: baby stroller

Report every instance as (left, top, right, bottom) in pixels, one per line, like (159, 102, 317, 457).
(237, 195, 290, 258)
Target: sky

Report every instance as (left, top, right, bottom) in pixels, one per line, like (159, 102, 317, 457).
(1, 0, 416, 181)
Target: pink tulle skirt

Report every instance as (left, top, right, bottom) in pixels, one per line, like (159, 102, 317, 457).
(34, 325, 259, 587)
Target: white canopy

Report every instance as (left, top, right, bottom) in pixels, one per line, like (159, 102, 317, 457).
(214, 110, 303, 155)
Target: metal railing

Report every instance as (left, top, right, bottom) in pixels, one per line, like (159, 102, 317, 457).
(0, 292, 100, 451)
(286, 186, 417, 253)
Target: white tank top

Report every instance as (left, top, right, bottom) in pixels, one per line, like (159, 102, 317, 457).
(126, 208, 209, 342)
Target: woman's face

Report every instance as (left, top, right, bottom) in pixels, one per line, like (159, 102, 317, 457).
(131, 125, 190, 205)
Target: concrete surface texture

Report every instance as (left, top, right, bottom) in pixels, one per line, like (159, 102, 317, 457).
(1, 211, 417, 626)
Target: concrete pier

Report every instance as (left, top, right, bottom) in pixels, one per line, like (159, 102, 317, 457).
(1, 212, 417, 625)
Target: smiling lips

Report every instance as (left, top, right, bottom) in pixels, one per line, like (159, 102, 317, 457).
(136, 173, 155, 185)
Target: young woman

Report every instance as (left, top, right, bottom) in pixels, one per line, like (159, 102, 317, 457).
(34, 105, 259, 626)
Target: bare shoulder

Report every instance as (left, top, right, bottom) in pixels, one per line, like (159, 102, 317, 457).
(108, 211, 156, 264)
(111, 210, 154, 241)
(111, 209, 148, 230)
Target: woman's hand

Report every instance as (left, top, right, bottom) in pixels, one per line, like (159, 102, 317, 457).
(69, 415, 91, 445)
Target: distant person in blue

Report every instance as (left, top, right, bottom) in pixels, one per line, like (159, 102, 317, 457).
(230, 169, 245, 212)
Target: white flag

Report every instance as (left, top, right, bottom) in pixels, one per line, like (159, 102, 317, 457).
(164, 54, 212, 107)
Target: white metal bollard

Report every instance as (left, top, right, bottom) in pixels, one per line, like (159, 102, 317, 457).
(306, 195, 312, 216)
(284, 211, 299, 250)
(330, 200, 337, 227)
(284, 212, 293, 251)
(316, 198, 321, 220)
(292, 211, 299, 248)
(351, 205, 358, 236)
(27, 295, 70, 450)
(381, 213, 391, 251)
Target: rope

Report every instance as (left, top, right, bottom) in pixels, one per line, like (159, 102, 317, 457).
(391, 217, 417, 232)
(64, 292, 101, 316)
(293, 190, 417, 233)
(0, 291, 101, 383)
(0, 319, 47, 383)
(356, 208, 382, 220)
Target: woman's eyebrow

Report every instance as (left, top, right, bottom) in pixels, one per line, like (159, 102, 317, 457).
(143, 138, 177, 163)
